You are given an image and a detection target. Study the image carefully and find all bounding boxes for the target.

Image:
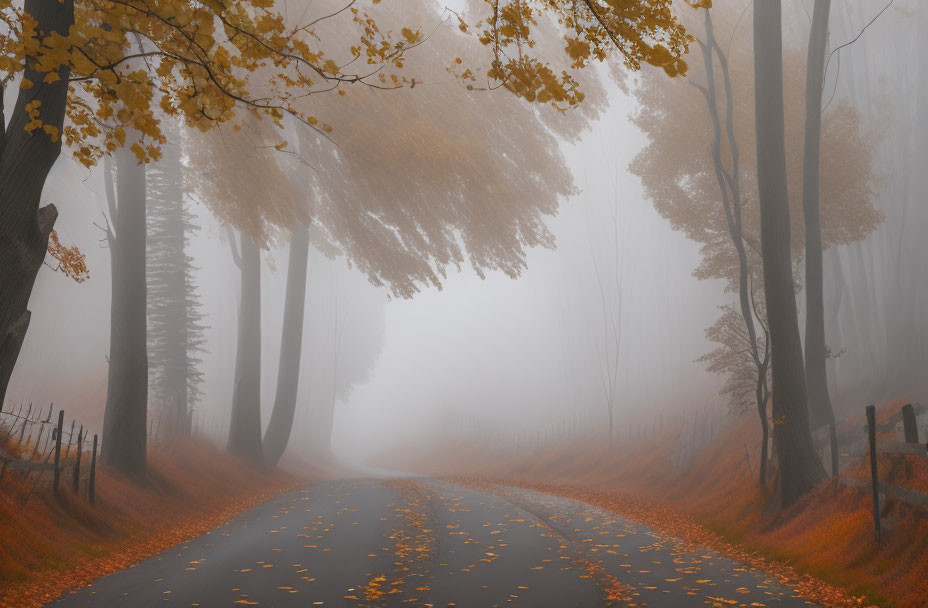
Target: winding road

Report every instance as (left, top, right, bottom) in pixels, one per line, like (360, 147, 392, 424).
(49, 478, 816, 607)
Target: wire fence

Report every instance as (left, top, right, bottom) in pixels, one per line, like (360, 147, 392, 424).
(0, 403, 99, 505)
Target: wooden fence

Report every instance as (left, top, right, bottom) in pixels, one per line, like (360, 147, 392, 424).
(0, 403, 98, 505)
(857, 403, 928, 542)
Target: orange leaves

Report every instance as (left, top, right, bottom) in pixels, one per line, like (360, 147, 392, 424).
(45, 230, 90, 283)
(2, 0, 424, 166)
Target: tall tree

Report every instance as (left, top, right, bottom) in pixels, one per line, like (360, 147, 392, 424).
(0, 0, 74, 408)
(630, 1, 879, 487)
(261, 227, 310, 466)
(753, 0, 826, 504)
(227, 230, 264, 464)
(693, 7, 771, 483)
(147, 138, 207, 436)
(101, 143, 148, 479)
(802, 0, 837, 473)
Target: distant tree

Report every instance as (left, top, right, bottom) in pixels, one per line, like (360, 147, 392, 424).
(187, 116, 303, 465)
(188, 0, 624, 465)
(801, 0, 837, 475)
(147, 137, 207, 437)
(100, 141, 148, 479)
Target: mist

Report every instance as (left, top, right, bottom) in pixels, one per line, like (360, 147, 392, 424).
(2, 1, 927, 606)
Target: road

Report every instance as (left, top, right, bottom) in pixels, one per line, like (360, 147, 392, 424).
(49, 478, 817, 607)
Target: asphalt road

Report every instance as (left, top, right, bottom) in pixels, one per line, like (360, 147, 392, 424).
(49, 478, 817, 608)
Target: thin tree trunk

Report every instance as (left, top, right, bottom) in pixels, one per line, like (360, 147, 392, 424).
(228, 232, 264, 464)
(802, 0, 837, 441)
(753, 0, 827, 505)
(0, 0, 74, 407)
(263, 228, 310, 466)
(101, 145, 149, 480)
(699, 9, 771, 484)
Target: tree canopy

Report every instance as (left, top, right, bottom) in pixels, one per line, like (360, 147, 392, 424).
(0, 0, 423, 166)
(189, 0, 611, 299)
(629, 3, 881, 292)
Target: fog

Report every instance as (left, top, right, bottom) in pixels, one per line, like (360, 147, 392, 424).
(4, 0, 926, 475)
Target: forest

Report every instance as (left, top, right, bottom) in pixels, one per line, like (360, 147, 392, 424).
(0, 1, 926, 607)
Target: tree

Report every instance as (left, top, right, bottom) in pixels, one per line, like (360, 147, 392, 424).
(187, 115, 304, 466)
(147, 136, 207, 437)
(100, 142, 148, 479)
(802, 0, 837, 473)
(0, 0, 423, 468)
(629, 1, 879, 490)
(690, 7, 771, 484)
(753, 0, 827, 505)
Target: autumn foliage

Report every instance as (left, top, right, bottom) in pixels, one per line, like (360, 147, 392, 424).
(0, 0, 423, 166)
(44, 230, 89, 283)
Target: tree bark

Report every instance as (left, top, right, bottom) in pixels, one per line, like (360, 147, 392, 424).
(101, 145, 149, 481)
(228, 232, 264, 464)
(0, 0, 74, 407)
(263, 228, 310, 466)
(753, 0, 827, 505)
(802, 0, 837, 446)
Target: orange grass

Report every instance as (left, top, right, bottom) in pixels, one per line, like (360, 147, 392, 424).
(388, 400, 928, 608)
(0, 437, 309, 608)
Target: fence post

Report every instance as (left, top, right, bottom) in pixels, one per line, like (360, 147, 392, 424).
(902, 404, 919, 443)
(829, 422, 839, 477)
(89, 434, 98, 504)
(73, 426, 83, 493)
(866, 404, 880, 542)
(53, 409, 64, 499)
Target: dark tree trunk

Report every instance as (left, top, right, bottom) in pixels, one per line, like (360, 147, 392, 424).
(802, 1, 837, 443)
(263, 228, 310, 466)
(753, 0, 827, 505)
(101, 145, 149, 481)
(228, 233, 264, 464)
(0, 0, 74, 407)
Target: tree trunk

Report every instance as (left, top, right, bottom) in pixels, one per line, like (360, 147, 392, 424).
(101, 145, 149, 480)
(699, 9, 771, 485)
(228, 233, 264, 464)
(753, 0, 827, 505)
(802, 0, 837, 444)
(263, 228, 310, 466)
(0, 0, 74, 407)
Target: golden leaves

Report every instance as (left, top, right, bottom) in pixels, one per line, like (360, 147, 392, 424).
(453, 0, 693, 110)
(3, 0, 424, 165)
(46, 229, 90, 283)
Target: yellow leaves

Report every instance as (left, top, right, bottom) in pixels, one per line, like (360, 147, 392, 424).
(400, 27, 422, 45)
(2, 0, 427, 166)
(42, 124, 59, 141)
(322, 59, 339, 75)
(456, 0, 692, 108)
(46, 230, 90, 283)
